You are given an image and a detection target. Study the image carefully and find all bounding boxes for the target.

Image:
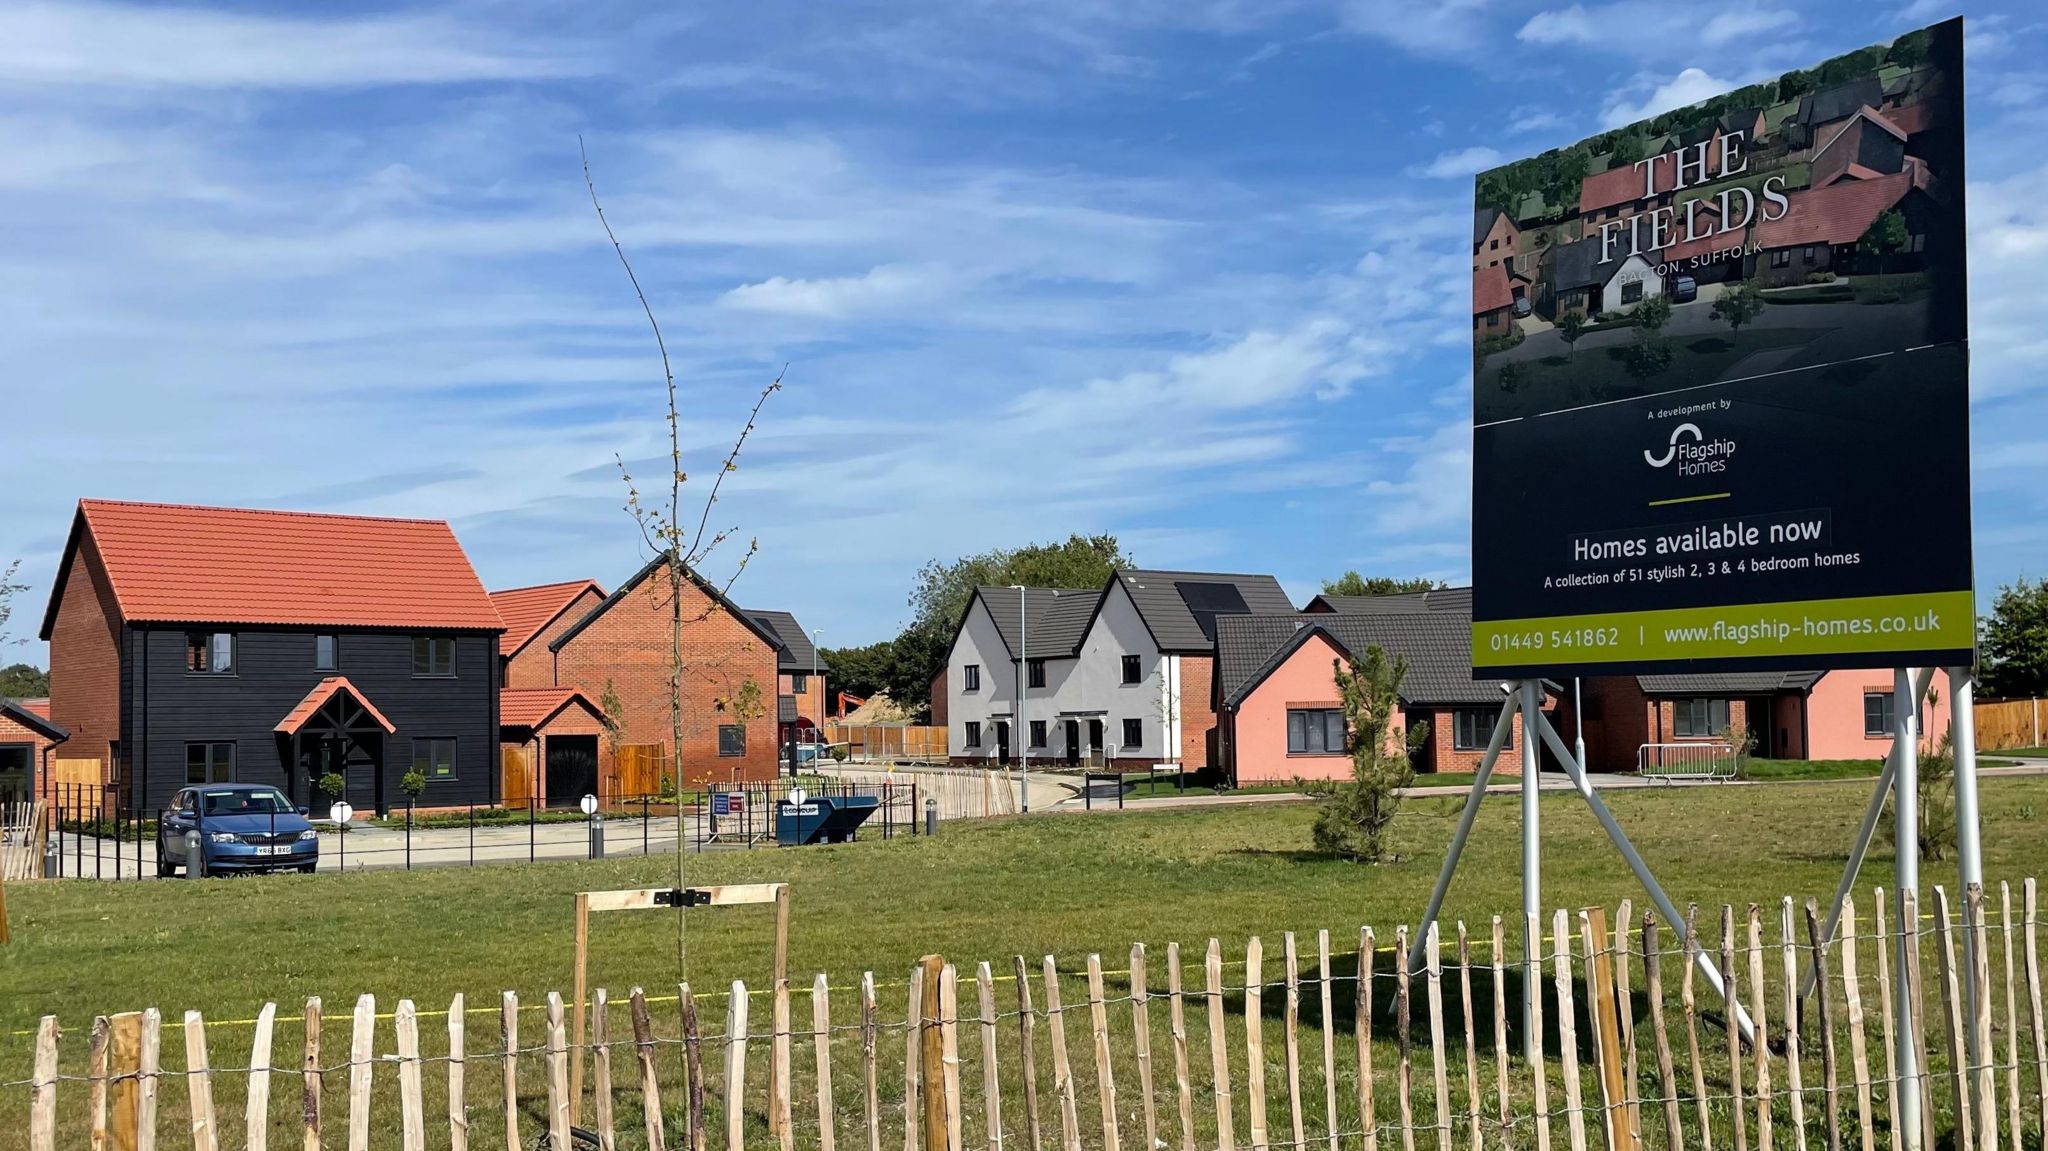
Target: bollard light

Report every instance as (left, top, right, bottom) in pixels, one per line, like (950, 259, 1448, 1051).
(580, 794, 599, 816)
(330, 802, 354, 825)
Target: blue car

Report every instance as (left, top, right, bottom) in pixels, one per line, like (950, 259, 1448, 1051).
(156, 784, 321, 876)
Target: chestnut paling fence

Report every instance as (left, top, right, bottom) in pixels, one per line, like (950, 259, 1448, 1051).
(18, 879, 2048, 1151)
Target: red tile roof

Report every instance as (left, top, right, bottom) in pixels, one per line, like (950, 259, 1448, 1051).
(275, 677, 397, 735)
(1580, 162, 1650, 214)
(490, 580, 603, 656)
(20, 698, 49, 719)
(1885, 102, 1936, 136)
(1754, 167, 1923, 250)
(1657, 201, 1730, 263)
(61, 500, 503, 631)
(1473, 263, 1514, 315)
(500, 687, 604, 730)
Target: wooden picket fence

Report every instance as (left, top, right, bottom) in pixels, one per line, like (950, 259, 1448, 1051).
(19, 878, 2048, 1151)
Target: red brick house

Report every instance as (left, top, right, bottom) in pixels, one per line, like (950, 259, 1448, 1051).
(539, 557, 784, 786)
(0, 698, 67, 805)
(493, 580, 606, 690)
(742, 609, 825, 748)
(1749, 164, 1935, 286)
(1473, 262, 1516, 340)
(1473, 207, 1523, 272)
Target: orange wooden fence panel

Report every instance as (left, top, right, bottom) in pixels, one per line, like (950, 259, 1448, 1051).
(1976, 698, 2045, 751)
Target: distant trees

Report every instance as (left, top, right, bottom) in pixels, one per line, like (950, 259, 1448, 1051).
(1322, 573, 1442, 597)
(1981, 578, 2048, 700)
(0, 664, 49, 698)
(1860, 209, 1910, 274)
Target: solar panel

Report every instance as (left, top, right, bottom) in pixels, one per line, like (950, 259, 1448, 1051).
(1175, 581, 1250, 642)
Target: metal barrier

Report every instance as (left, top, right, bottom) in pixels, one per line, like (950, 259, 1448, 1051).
(1637, 740, 1740, 781)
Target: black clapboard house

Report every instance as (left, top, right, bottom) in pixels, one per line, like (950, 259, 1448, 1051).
(40, 500, 506, 816)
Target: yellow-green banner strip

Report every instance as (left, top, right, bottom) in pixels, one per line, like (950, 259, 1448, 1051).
(1473, 590, 1977, 667)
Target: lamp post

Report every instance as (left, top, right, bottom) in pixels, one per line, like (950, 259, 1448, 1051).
(808, 628, 821, 778)
(1573, 678, 1586, 772)
(1010, 585, 1030, 814)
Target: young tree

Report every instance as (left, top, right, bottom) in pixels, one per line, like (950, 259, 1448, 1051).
(1981, 577, 2048, 700)
(1631, 293, 1673, 333)
(1556, 311, 1587, 360)
(1496, 361, 1526, 393)
(1310, 646, 1426, 864)
(1860, 209, 1910, 275)
(1884, 730, 1957, 862)
(1709, 279, 1766, 337)
(1322, 573, 1441, 597)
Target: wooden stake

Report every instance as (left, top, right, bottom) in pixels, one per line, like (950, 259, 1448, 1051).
(1720, 907, 1748, 1151)
(1872, 892, 1900, 1149)
(1611, 903, 1639, 1151)
(396, 1000, 427, 1151)
(1491, 918, 1512, 1151)
(1552, 910, 1587, 1151)
(1283, 933, 1306, 1151)
(2000, 882, 2021, 1151)
(450, 994, 470, 1151)
(770, 980, 794, 1151)
(1582, 908, 1625, 1151)
(943, 965, 965, 1151)
(726, 983, 751, 1151)
(1640, 915, 1682, 1151)
(111, 1010, 142, 1151)
(1677, 908, 1707, 1151)
(1426, 924, 1452, 1151)
(1746, 906, 1773, 1151)
(1932, 887, 1974, 1151)
(1209, 939, 1237, 1151)
(547, 993, 572, 1151)
(1248, 935, 1270, 1151)
(631, 989, 667, 1151)
(573, 892, 590, 1127)
(2023, 879, 2047, 1144)
(1396, 927, 1416, 1151)
(249, 1004, 277, 1151)
(501, 993, 520, 1151)
(596, 990, 620, 1151)
(907, 964, 927, 1151)
(1133, 943, 1160, 1151)
(684, 984, 709, 1151)
(1167, 943, 1197, 1151)
(89, 1014, 110, 1151)
(923, 959, 952, 1151)
(862, 974, 881, 1151)
(1360, 927, 1378, 1151)
(1528, 913, 1552, 1151)
(1777, 900, 1807, 1151)
(299, 1000, 320, 1151)
(349, 995, 375, 1151)
(1841, 899, 1875, 1151)
(815, 976, 842, 1151)
(1457, 924, 1483, 1151)
(1042, 957, 1082, 1151)
(1901, 889, 1934, 1151)
(1085, 955, 1119, 1151)
(30, 1016, 58, 1151)
(186, 1012, 220, 1151)
(1805, 900, 1842, 1151)
(976, 965, 1001, 1151)
(1968, 884, 1998, 1151)
(1015, 957, 1044, 1151)
(137, 1008, 160, 1151)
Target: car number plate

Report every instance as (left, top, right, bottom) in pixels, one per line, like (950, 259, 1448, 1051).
(256, 845, 290, 856)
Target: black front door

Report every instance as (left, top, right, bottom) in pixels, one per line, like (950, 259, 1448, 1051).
(995, 721, 1011, 765)
(1087, 719, 1104, 766)
(546, 735, 600, 808)
(1063, 721, 1080, 767)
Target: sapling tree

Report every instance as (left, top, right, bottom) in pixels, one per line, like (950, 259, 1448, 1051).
(1310, 645, 1427, 863)
(1710, 279, 1766, 337)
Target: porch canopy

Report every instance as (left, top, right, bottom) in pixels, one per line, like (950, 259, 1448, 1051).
(275, 677, 396, 736)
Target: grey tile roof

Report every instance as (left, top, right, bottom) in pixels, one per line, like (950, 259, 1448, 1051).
(745, 609, 818, 673)
(974, 586, 1099, 659)
(1553, 235, 1659, 293)
(1474, 207, 1501, 245)
(1216, 608, 1512, 709)
(1310, 587, 1472, 615)
(1637, 671, 1824, 695)
(1114, 569, 1296, 653)
(1799, 78, 1883, 127)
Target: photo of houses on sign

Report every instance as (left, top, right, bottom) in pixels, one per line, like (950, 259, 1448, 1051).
(1471, 18, 1964, 426)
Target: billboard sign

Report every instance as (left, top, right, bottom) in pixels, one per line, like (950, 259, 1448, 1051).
(1470, 17, 1973, 677)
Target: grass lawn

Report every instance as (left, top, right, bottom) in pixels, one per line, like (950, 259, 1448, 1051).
(1479, 326, 1823, 421)
(7, 778, 2043, 1146)
(1739, 757, 1883, 781)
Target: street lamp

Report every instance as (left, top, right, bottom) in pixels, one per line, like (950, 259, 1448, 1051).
(1010, 584, 1030, 813)
(807, 628, 822, 779)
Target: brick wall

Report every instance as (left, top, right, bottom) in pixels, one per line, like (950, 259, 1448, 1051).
(928, 671, 947, 729)
(1646, 697, 1749, 745)
(504, 587, 604, 690)
(1417, 705, 1526, 775)
(549, 566, 780, 786)
(1178, 655, 1216, 768)
(47, 533, 122, 782)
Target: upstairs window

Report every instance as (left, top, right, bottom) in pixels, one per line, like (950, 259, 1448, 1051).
(1120, 655, 1143, 685)
(718, 725, 746, 757)
(413, 636, 456, 677)
(186, 633, 234, 674)
(314, 634, 338, 671)
(1028, 659, 1047, 688)
(963, 664, 981, 691)
(791, 672, 809, 693)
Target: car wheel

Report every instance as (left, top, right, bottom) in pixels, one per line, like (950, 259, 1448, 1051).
(154, 837, 176, 878)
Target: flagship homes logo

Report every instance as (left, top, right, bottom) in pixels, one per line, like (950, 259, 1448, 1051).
(1597, 131, 1789, 273)
(1645, 422, 1737, 476)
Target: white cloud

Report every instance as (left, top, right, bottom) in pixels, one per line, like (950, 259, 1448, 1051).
(1338, 0, 1493, 58)
(0, 1, 582, 88)
(719, 264, 949, 319)
(1699, 8, 1796, 45)
(1361, 420, 1472, 537)
(1600, 68, 1738, 129)
(1516, 5, 1599, 45)
(1518, 2, 1800, 59)
(1414, 146, 1504, 179)
(1508, 108, 1568, 135)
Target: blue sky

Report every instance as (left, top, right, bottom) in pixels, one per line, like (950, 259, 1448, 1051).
(2, 0, 2044, 653)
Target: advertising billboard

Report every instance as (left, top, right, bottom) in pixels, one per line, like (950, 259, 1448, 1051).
(1470, 17, 1972, 678)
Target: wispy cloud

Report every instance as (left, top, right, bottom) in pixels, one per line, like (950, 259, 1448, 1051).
(1413, 146, 1505, 179)
(1338, 0, 1493, 59)
(1599, 68, 1739, 129)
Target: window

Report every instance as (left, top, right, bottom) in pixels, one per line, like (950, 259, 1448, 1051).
(791, 672, 809, 693)
(965, 721, 982, 749)
(186, 632, 234, 674)
(411, 738, 456, 781)
(185, 742, 235, 784)
(1028, 659, 1046, 689)
(1770, 249, 1792, 268)
(1029, 720, 1047, 748)
(1620, 280, 1644, 305)
(1452, 708, 1510, 751)
(314, 634, 338, 671)
(1673, 698, 1730, 738)
(718, 725, 746, 757)
(963, 664, 981, 692)
(1486, 312, 1500, 327)
(1864, 691, 1896, 737)
(1803, 245, 1818, 265)
(1287, 709, 1347, 755)
(1121, 718, 1143, 748)
(412, 636, 455, 677)
(1120, 655, 1142, 685)
(1489, 238, 1499, 250)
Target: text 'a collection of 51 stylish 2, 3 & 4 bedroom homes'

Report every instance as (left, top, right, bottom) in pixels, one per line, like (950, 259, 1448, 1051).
(13, 499, 825, 816)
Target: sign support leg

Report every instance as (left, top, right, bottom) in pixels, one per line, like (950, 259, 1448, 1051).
(1408, 691, 1519, 973)
(1893, 667, 1923, 1151)
(1519, 679, 1544, 1060)
(1948, 666, 1984, 1090)
(1530, 707, 1754, 1041)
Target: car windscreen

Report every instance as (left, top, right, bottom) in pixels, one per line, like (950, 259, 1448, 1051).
(200, 790, 295, 815)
